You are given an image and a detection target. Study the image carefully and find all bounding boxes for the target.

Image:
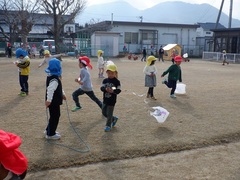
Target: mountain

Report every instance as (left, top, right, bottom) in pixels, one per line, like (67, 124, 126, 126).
(76, 1, 240, 28)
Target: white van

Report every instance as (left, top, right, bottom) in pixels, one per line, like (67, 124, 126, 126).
(42, 39, 55, 54)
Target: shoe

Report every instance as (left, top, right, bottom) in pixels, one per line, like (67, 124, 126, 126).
(112, 116, 119, 127)
(170, 94, 176, 98)
(162, 79, 167, 84)
(19, 92, 27, 97)
(44, 130, 59, 135)
(71, 106, 81, 112)
(45, 133, 61, 140)
(104, 126, 111, 132)
(146, 94, 150, 98)
(151, 96, 157, 100)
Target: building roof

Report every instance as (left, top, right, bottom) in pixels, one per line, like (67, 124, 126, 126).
(163, 44, 179, 50)
(105, 21, 200, 28)
(211, 28, 240, 32)
(197, 22, 225, 30)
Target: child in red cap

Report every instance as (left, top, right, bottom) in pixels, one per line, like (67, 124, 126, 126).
(71, 56, 102, 112)
(0, 130, 28, 179)
(161, 55, 182, 98)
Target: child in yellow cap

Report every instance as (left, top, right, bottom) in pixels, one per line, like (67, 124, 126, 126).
(38, 50, 62, 68)
(100, 63, 121, 132)
(143, 56, 157, 100)
(97, 50, 105, 78)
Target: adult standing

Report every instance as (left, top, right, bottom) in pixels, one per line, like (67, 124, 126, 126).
(141, 47, 147, 62)
(158, 45, 164, 62)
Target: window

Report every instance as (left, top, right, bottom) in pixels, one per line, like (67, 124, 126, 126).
(124, 32, 138, 44)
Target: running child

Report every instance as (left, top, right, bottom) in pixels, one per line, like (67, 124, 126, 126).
(71, 56, 102, 112)
(161, 55, 182, 98)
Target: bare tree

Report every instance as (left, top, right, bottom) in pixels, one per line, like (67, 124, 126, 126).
(0, 0, 40, 47)
(40, 0, 86, 53)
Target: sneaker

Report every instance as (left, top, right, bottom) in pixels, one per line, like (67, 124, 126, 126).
(170, 94, 177, 98)
(18, 91, 26, 97)
(71, 106, 81, 112)
(104, 126, 111, 132)
(45, 133, 61, 140)
(162, 79, 167, 84)
(44, 130, 59, 135)
(112, 116, 119, 127)
(151, 96, 157, 100)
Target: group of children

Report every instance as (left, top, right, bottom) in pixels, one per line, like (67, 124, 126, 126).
(144, 55, 183, 99)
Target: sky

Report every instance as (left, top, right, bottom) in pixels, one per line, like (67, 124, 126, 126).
(86, 0, 240, 20)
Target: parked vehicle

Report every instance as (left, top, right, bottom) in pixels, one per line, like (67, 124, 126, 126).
(42, 39, 55, 54)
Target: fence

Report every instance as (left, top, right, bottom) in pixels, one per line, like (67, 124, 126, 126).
(202, 52, 240, 63)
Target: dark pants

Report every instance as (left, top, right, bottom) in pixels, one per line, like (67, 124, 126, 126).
(72, 88, 102, 109)
(141, 54, 146, 61)
(171, 58, 175, 64)
(159, 54, 164, 62)
(19, 74, 29, 93)
(46, 104, 60, 136)
(147, 87, 154, 97)
(164, 80, 177, 95)
(102, 103, 116, 127)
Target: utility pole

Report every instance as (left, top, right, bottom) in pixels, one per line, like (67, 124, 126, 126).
(215, 0, 233, 29)
(228, 0, 233, 28)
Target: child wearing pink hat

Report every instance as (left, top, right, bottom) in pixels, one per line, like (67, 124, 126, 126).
(0, 130, 28, 179)
(161, 55, 182, 98)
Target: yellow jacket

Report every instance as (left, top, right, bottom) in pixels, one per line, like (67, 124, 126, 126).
(17, 56, 30, 75)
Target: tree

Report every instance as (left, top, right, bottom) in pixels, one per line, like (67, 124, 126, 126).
(0, 0, 40, 47)
(40, 0, 86, 53)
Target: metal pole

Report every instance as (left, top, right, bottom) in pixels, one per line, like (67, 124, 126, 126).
(228, 0, 233, 28)
(215, 0, 225, 29)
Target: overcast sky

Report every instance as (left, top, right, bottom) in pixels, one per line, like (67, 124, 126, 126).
(87, 0, 240, 20)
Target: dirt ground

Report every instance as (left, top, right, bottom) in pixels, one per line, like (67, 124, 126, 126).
(1, 56, 240, 179)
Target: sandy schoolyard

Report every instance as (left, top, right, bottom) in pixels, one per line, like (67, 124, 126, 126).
(0, 56, 240, 179)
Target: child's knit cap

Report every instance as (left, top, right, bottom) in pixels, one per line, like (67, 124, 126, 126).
(45, 58, 62, 76)
(0, 130, 28, 175)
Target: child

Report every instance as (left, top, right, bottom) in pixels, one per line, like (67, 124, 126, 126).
(97, 50, 105, 78)
(14, 48, 30, 97)
(141, 47, 147, 62)
(45, 58, 66, 140)
(74, 44, 79, 59)
(71, 56, 102, 112)
(222, 50, 229, 65)
(171, 49, 176, 64)
(100, 63, 121, 132)
(143, 56, 157, 100)
(38, 50, 62, 68)
(0, 130, 28, 180)
(31, 44, 37, 59)
(161, 55, 182, 98)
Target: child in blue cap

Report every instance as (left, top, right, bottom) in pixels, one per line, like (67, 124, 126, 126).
(14, 48, 30, 97)
(44, 58, 66, 140)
